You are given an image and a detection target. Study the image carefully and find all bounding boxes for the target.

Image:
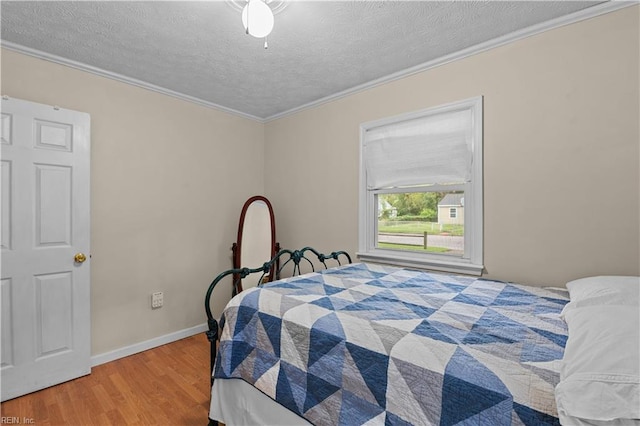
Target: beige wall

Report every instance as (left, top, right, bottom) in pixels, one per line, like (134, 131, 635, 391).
(1, 49, 265, 355)
(265, 6, 640, 287)
(1, 6, 638, 356)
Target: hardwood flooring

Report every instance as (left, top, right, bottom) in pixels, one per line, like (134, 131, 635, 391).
(0, 333, 213, 425)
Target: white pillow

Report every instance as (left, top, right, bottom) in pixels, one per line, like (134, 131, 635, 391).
(562, 276, 639, 314)
(556, 276, 640, 425)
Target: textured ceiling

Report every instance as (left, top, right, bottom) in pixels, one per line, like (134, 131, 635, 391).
(1, 1, 610, 120)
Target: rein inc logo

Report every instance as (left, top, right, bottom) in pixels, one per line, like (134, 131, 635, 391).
(1, 418, 35, 424)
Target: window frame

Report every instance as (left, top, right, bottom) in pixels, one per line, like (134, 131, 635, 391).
(357, 97, 483, 275)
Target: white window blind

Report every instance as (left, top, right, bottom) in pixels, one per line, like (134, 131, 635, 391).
(363, 109, 472, 190)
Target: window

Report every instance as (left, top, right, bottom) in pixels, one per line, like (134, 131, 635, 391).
(358, 97, 483, 275)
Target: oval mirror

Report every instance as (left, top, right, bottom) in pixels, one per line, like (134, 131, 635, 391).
(233, 196, 278, 293)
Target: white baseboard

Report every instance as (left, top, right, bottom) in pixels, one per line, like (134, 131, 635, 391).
(90, 323, 208, 367)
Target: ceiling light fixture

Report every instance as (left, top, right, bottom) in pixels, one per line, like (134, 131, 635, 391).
(228, 0, 287, 49)
(242, 0, 274, 38)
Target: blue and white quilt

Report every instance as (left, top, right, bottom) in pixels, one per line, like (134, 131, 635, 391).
(214, 263, 569, 425)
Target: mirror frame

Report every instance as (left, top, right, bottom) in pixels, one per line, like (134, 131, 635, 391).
(232, 196, 279, 293)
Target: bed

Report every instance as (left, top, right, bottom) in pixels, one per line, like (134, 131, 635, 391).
(205, 250, 640, 426)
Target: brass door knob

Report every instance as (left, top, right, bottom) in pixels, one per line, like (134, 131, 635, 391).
(74, 253, 87, 263)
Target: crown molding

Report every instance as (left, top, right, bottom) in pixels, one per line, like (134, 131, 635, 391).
(1, 1, 635, 124)
(264, 1, 637, 122)
(0, 41, 265, 123)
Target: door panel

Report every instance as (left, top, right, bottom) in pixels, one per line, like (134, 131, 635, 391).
(1, 160, 12, 250)
(1, 97, 91, 401)
(35, 164, 72, 247)
(34, 119, 72, 152)
(1, 278, 13, 369)
(35, 272, 73, 358)
(1, 113, 12, 145)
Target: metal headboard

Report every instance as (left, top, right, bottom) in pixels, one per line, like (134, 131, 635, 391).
(204, 246, 351, 384)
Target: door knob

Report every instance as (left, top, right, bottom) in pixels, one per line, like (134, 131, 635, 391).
(74, 253, 87, 263)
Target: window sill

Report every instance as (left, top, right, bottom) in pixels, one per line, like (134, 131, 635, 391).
(356, 250, 484, 276)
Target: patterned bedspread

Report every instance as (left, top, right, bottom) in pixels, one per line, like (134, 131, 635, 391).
(214, 263, 569, 425)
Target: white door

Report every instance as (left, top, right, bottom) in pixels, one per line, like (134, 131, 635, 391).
(1, 97, 91, 401)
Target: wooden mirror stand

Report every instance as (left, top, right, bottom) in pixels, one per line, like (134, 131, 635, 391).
(231, 196, 279, 294)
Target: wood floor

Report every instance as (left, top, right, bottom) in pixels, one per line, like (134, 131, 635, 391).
(0, 333, 213, 425)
